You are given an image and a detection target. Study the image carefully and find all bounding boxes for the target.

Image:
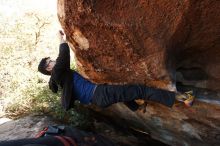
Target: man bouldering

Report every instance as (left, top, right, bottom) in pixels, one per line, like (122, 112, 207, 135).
(38, 31, 194, 111)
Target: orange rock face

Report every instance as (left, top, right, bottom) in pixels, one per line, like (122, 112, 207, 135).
(58, 0, 220, 92)
(58, 0, 220, 145)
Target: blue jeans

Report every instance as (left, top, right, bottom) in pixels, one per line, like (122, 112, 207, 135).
(92, 84, 175, 108)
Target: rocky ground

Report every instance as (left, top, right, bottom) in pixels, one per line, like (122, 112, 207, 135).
(0, 115, 58, 141)
(0, 115, 167, 146)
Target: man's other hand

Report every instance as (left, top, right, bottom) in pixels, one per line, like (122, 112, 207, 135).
(58, 30, 66, 44)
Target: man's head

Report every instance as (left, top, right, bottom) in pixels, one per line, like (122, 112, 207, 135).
(38, 57, 56, 75)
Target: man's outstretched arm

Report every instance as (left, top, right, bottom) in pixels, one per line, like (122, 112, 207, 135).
(51, 31, 70, 84)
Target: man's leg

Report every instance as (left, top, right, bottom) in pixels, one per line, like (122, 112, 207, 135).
(138, 85, 176, 107)
(92, 84, 175, 108)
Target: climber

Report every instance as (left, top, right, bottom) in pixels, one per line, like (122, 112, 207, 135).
(38, 30, 194, 111)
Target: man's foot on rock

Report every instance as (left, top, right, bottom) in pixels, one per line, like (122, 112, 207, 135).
(183, 91, 195, 107)
(176, 91, 195, 107)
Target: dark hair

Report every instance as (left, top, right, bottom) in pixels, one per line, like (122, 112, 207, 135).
(38, 57, 51, 75)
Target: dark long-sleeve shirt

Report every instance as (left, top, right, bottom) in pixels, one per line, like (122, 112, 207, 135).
(49, 43, 96, 110)
(49, 43, 74, 110)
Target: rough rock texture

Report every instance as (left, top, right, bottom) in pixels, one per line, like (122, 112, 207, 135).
(92, 101, 220, 146)
(58, 0, 220, 91)
(0, 116, 165, 146)
(0, 116, 58, 141)
(58, 0, 220, 146)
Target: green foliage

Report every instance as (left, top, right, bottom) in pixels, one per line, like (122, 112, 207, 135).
(0, 0, 92, 129)
(6, 78, 93, 129)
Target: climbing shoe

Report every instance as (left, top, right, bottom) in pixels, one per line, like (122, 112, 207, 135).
(183, 91, 195, 107)
(175, 91, 195, 107)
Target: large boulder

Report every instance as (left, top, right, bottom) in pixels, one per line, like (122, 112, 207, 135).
(57, 0, 220, 145)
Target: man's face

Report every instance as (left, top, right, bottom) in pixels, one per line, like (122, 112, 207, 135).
(45, 58, 56, 72)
